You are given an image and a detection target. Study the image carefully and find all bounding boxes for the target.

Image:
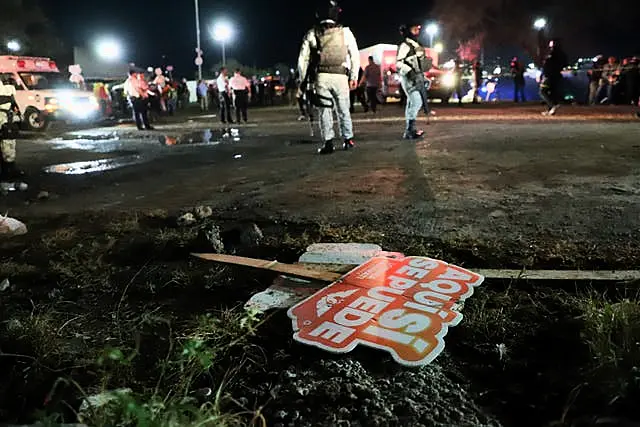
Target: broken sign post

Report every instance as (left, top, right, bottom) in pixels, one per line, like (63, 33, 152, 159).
(287, 256, 484, 367)
(192, 250, 483, 366)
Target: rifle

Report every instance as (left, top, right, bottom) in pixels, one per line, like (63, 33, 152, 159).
(415, 73, 431, 116)
(399, 41, 432, 117)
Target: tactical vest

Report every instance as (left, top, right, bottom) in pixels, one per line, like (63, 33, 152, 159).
(316, 26, 348, 75)
(0, 84, 17, 115)
(401, 39, 430, 73)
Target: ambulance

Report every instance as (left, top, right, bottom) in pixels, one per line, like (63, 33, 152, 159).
(0, 56, 100, 131)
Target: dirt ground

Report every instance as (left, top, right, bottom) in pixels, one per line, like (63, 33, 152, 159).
(1, 104, 640, 426)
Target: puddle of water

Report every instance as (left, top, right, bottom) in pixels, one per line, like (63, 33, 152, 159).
(44, 155, 144, 175)
(159, 128, 240, 146)
(60, 132, 120, 141)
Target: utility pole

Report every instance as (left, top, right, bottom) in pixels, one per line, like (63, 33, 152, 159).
(222, 43, 226, 67)
(194, 0, 203, 80)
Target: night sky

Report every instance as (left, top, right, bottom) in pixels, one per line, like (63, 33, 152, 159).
(43, 0, 430, 74)
(42, 0, 638, 76)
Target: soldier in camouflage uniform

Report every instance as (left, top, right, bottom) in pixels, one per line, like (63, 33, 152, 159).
(0, 78, 22, 181)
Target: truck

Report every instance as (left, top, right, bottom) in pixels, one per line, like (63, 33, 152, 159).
(0, 56, 100, 131)
(358, 44, 455, 103)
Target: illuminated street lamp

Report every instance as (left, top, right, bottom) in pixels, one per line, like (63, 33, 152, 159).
(425, 23, 439, 47)
(533, 18, 547, 30)
(7, 40, 20, 53)
(96, 39, 122, 61)
(433, 42, 444, 54)
(533, 18, 548, 66)
(212, 21, 233, 67)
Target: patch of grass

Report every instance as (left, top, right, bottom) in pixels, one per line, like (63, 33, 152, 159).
(154, 228, 199, 247)
(106, 213, 141, 235)
(577, 291, 640, 395)
(317, 223, 385, 244)
(0, 260, 38, 275)
(41, 227, 78, 249)
(49, 241, 111, 287)
(42, 307, 268, 426)
(3, 307, 65, 364)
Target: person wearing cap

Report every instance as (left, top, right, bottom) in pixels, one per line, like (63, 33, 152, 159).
(229, 69, 251, 123)
(396, 22, 430, 139)
(297, 0, 360, 154)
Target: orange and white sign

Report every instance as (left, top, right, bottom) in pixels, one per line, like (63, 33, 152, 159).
(287, 256, 484, 366)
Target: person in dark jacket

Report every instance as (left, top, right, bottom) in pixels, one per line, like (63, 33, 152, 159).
(540, 39, 568, 116)
(587, 55, 604, 105)
(472, 61, 483, 103)
(350, 67, 368, 113)
(510, 57, 526, 102)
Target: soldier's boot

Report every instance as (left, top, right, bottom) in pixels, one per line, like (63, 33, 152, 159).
(403, 120, 424, 140)
(317, 140, 335, 155)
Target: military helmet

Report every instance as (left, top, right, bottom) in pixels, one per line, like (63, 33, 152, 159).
(316, 0, 342, 23)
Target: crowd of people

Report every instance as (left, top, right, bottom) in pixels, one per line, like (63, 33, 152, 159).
(103, 0, 640, 144)
(118, 70, 192, 130)
(587, 55, 639, 106)
(196, 72, 282, 115)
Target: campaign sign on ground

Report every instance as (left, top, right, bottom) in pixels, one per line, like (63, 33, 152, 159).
(287, 256, 484, 367)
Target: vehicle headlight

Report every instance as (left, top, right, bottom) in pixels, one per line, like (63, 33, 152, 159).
(44, 97, 59, 112)
(89, 95, 99, 109)
(441, 73, 455, 87)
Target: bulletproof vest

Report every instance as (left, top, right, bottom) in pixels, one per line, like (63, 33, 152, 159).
(0, 84, 16, 113)
(401, 39, 430, 73)
(316, 26, 348, 75)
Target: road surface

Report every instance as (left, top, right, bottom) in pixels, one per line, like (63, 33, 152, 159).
(3, 103, 639, 265)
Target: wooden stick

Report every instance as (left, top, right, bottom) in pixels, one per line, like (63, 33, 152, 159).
(474, 269, 640, 282)
(192, 253, 342, 282)
(192, 253, 640, 283)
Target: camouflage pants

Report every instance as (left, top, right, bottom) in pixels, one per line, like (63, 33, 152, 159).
(0, 114, 16, 162)
(1, 140, 16, 162)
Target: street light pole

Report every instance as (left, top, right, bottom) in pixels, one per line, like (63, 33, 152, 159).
(533, 18, 547, 67)
(194, 0, 202, 80)
(429, 34, 434, 48)
(222, 43, 226, 67)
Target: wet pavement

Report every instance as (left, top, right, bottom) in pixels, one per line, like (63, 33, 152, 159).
(44, 155, 145, 175)
(2, 103, 639, 228)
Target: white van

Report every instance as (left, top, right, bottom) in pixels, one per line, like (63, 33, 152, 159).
(0, 56, 100, 131)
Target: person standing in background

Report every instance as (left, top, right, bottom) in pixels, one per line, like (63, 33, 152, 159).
(297, 0, 359, 154)
(350, 67, 368, 113)
(230, 69, 251, 123)
(124, 70, 153, 130)
(216, 67, 233, 124)
(361, 56, 382, 114)
(452, 58, 464, 105)
(510, 57, 526, 102)
(396, 22, 429, 139)
(472, 61, 483, 104)
(540, 39, 568, 116)
(197, 79, 208, 111)
(587, 56, 604, 105)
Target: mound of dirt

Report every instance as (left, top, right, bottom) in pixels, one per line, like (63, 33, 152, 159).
(267, 358, 501, 427)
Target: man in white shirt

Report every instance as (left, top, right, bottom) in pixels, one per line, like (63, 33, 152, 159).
(298, 0, 359, 154)
(216, 68, 233, 124)
(229, 69, 251, 123)
(123, 70, 153, 130)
